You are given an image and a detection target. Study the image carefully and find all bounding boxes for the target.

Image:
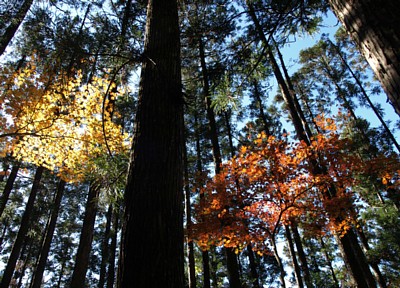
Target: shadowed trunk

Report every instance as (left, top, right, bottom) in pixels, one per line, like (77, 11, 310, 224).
(328, 0, 400, 116)
(117, 0, 184, 286)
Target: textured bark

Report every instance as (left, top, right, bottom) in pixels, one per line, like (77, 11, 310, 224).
(70, 182, 101, 288)
(117, 0, 184, 286)
(0, 166, 44, 288)
(0, 0, 34, 56)
(329, 0, 400, 115)
(30, 180, 66, 288)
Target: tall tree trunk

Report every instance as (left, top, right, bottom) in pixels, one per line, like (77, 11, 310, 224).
(98, 205, 113, 288)
(320, 237, 340, 288)
(252, 80, 271, 136)
(0, 166, 44, 288)
(30, 179, 66, 288)
(271, 238, 286, 288)
(70, 182, 101, 288)
(224, 110, 261, 288)
(0, 0, 34, 56)
(198, 35, 241, 288)
(290, 222, 312, 288)
(184, 128, 196, 288)
(194, 112, 211, 288)
(16, 236, 34, 288)
(0, 164, 20, 218)
(284, 225, 304, 288)
(107, 208, 119, 288)
(247, 3, 376, 287)
(329, 38, 400, 153)
(328, 0, 400, 116)
(117, 0, 184, 286)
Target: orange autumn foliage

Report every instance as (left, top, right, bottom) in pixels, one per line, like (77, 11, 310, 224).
(190, 116, 400, 253)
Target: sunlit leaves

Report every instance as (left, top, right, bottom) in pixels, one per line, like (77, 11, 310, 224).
(190, 116, 400, 253)
(0, 56, 130, 181)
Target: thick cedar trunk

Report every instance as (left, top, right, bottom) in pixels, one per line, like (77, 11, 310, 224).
(70, 182, 101, 288)
(0, 164, 20, 218)
(107, 209, 119, 288)
(0, 0, 34, 56)
(117, 0, 184, 286)
(30, 180, 66, 288)
(199, 35, 241, 288)
(328, 0, 400, 116)
(284, 225, 304, 288)
(98, 205, 113, 288)
(0, 166, 44, 288)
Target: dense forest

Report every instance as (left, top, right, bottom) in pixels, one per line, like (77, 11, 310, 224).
(0, 0, 399, 287)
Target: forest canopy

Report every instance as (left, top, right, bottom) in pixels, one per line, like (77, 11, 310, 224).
(0, 0, 399, 287)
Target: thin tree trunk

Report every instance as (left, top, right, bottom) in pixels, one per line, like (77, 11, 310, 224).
(98, 205, 113, 288)
(248, 4, 376, 286)
(107, 208, 119, 288)
(117, 0, 184, 286)
(0, 166, 44, 288)
(184, 130, 196, 288)
(252, 80, 271, 136)
(0, 0, 34, 56)
(70, 182, 101, 288)
(199, 35, 241, 288)
(224, 110, 261, 288)
(0, 164, 20, 218)
(16, 236, 34, 288)
(290, 222, 312, 288)
(56, 260, 66, 288)
(329, 38, 400, 153)
(285, 225, 304, 288)
(328, 0, 400, 115)
(272, 239, 286, 288)
(30, 179, 66, 288)
(246, 245, 261, 288)
(320, 237, 340, 288)
(194, 112, 211, 288)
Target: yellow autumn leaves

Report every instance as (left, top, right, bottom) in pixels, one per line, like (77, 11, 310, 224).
(0, 57, 130, 182)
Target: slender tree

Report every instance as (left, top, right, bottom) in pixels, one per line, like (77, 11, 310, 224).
(70, 182, 101, 288)
(0, 166, 44, 288)
(0, 0, 34, 56)
(30, 179, 66, 288)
